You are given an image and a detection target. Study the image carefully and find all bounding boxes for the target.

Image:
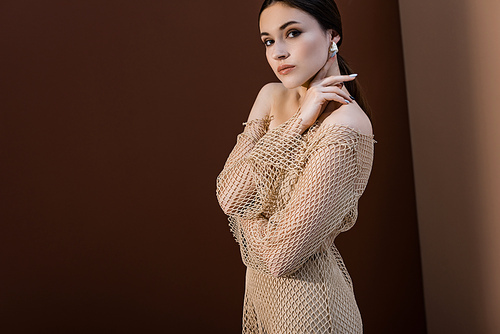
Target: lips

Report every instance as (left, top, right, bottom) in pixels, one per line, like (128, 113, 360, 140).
(277, 64, 295, 75)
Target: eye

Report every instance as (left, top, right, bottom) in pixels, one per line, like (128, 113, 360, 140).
(263, 39, 274, 47)
(287, 29, 301, 38)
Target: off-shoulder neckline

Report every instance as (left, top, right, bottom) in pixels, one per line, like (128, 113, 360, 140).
(313, 121, 375, 139)
(244, 114, 376, 140)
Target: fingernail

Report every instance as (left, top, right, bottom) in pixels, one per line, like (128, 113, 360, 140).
(349, 74, 358, 77)
(349, 95, 355, 100)
(344, 99, 350, 104)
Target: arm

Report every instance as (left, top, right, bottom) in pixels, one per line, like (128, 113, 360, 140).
(216, 108, 306, 218)
(236, 133, 358, 277)
(216, 116, 271, 217)
(216, 84, 305, 217)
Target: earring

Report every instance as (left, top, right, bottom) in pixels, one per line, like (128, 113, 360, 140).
(329, 42, 338, 58)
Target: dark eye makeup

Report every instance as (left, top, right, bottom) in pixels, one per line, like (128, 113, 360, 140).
(261, 28, 302, 47)
(287, 29, 301, 38)
(263, 39, 274, 46)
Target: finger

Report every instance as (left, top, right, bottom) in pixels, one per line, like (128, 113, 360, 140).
(321, 74, 358, 86)
(321, 77, 344, 89)
(321, 86, 354, 103)
(322, 92, 352, 105)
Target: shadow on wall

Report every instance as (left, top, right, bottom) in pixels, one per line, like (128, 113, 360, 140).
(400, 0, 500, 332)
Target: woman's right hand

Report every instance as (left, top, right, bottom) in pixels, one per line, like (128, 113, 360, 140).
(296, 56, 357, 132)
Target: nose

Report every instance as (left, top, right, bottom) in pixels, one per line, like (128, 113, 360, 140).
(272, 41, 289, 60)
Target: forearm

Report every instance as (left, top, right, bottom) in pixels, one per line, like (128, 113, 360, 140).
(216, 117, 270, 217)
(238, 201, 350, 278)
(236, 142, 357, 278)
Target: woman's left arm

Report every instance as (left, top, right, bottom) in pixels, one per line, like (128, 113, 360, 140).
(238, 133, 358, 277)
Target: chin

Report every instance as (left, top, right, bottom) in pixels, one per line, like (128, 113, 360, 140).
(277, 70, 316, 89)
(278, 76, 306, 89)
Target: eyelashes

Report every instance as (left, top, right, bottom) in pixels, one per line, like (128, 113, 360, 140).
(263, 39, 274, 47)
(262, 29, 302, 47)
(287, 29, 301, 38)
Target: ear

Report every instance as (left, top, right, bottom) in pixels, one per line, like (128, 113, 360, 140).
(327, 29, 341, 44)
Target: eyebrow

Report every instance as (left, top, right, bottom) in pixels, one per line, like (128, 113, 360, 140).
(260, 20, 300, 36)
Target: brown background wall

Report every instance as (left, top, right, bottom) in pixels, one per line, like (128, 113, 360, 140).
(0, 1, 425, 333)
(399, 0, 500, 333)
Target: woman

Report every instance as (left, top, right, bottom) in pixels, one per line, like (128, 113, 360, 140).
(216, 0, 375, 332)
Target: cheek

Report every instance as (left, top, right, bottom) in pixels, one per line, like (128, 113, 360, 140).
(302, 49, 327, 80)
(303, 40, 327, 65)
(292, 36, 328, 71)
(265, 50, 275, 69)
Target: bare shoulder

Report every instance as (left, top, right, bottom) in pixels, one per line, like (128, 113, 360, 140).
(246, 82, 286, 122)
(248, 82, 288, 121)
(321, 102, 373, 136)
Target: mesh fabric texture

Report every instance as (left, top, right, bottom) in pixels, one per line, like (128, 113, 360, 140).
(216, 109, 375, 333)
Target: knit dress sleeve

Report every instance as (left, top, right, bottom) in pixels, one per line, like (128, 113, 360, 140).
(215, 115, 273, 218)
(216, 113, 365, 278)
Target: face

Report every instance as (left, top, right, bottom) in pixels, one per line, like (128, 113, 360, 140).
(259, 3, 333, 89)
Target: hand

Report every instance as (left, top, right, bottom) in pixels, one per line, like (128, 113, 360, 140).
(296, 56, 357, 132)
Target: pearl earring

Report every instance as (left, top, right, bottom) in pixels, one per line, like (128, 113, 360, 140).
(329, 42, 338, 58)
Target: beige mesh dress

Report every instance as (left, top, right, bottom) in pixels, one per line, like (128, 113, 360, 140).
(216, 108, 375, 333)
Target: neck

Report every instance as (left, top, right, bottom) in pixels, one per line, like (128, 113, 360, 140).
(295, 58, 341, 104)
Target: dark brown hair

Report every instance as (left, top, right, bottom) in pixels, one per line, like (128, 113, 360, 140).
(259, 0, 371, 119)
